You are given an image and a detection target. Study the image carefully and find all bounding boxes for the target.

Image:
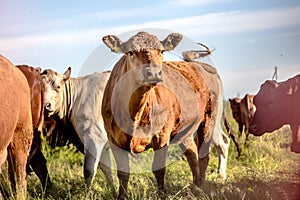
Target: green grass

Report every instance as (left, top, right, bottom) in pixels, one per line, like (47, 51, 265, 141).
(1, 101, 300, 199)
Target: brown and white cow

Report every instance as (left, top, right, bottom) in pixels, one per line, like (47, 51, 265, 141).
(16, 65, 52, 190)
(0, 55, 33, 199)
(41, 68, 114, 191)
(101, 31, 222, 199)
(249, 74, 300, 153)
(229, 94, 256, 140)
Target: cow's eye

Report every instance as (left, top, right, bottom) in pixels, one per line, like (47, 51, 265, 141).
(128, 51, 134, 57)
(56, 85, 61, 90)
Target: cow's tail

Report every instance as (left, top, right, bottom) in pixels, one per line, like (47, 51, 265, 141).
(217, 74, 241, 159)
(37, 78, 45, 134)
(223, 113, 242, 158)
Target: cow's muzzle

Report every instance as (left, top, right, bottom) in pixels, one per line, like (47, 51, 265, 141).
(44, 103, 54, 116)
(143, 65, 163, 84)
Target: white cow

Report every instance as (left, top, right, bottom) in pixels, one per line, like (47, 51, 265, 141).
(41, 68, 113, 190)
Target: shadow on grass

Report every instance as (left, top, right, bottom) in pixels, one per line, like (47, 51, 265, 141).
(201, 178, 300, 200)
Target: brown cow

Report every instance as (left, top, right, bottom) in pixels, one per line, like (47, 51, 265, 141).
(102, 31, 219, 199)
(229, 94, 256, 140)
(16, 65, 52, 190)
(249, 74, 300, 153)
(0, 55, 33, 199)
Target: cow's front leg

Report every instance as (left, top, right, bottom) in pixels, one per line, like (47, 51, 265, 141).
(110, 142, 130, 200)
(152, 145, 168, 196)
(291, 124, 300, 153)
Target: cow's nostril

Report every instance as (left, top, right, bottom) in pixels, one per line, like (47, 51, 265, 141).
(158, 70, 162, 77)
(45, 103, 51, 109)
(144, 70, 153, 78)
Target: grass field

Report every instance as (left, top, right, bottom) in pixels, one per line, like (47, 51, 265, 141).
(1, 101, 300, 200)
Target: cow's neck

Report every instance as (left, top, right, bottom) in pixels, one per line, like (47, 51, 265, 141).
(61, 78, 76, 119)
(129, 85, 157, 154)
(129, 85, 153, 123)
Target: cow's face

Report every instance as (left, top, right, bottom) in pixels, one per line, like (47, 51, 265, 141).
(41, 67, 71, 117)
(249, 80, 280, 135)
(124, 49, 164, 85)
(103, 31, 183, 85)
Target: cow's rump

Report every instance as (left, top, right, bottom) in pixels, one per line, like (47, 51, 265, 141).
(0, 55, 33, 199)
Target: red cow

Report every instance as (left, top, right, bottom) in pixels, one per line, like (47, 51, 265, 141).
(16, 65, 52, 190)
(249, 74, 300, 153)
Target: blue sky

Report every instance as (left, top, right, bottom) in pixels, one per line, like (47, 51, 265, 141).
(1, 0, 299, 98)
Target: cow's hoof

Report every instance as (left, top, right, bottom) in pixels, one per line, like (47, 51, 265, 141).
(189, 183, 202, 196)
(117, 193, 128, 200)
(291, 143, 300, 153)
(157, 188, 168, 200)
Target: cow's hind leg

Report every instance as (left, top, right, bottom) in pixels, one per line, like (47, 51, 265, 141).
(110, 142, 130, 200)
(0, 149, 8, 174)
(99, 142, 116, 196)
(27, 130, 52, 191)
(83, 142, 103, 190)
(152, 145, 168, 196)
(214, 131, 230, 180)
(7, 143, 31, 200)
(181, 141, 201, 187)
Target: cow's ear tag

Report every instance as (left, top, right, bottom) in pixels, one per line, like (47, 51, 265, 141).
(286, 84, 293, 95)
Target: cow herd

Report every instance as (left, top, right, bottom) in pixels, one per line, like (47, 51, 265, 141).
(0, 31, 299, 200)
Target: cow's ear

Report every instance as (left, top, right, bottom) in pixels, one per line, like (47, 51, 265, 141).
(161, 33, 183, 51)
(63, 67, 71, 81)
(102, 35, 123, 53)
(35, 67, 41, 73)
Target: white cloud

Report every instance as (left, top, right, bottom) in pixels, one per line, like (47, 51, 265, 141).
(2, 6, 300, 52)
(168, 0, 233, 7)
(1, 6, 299, 89)
(142, 6, 300, 37)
